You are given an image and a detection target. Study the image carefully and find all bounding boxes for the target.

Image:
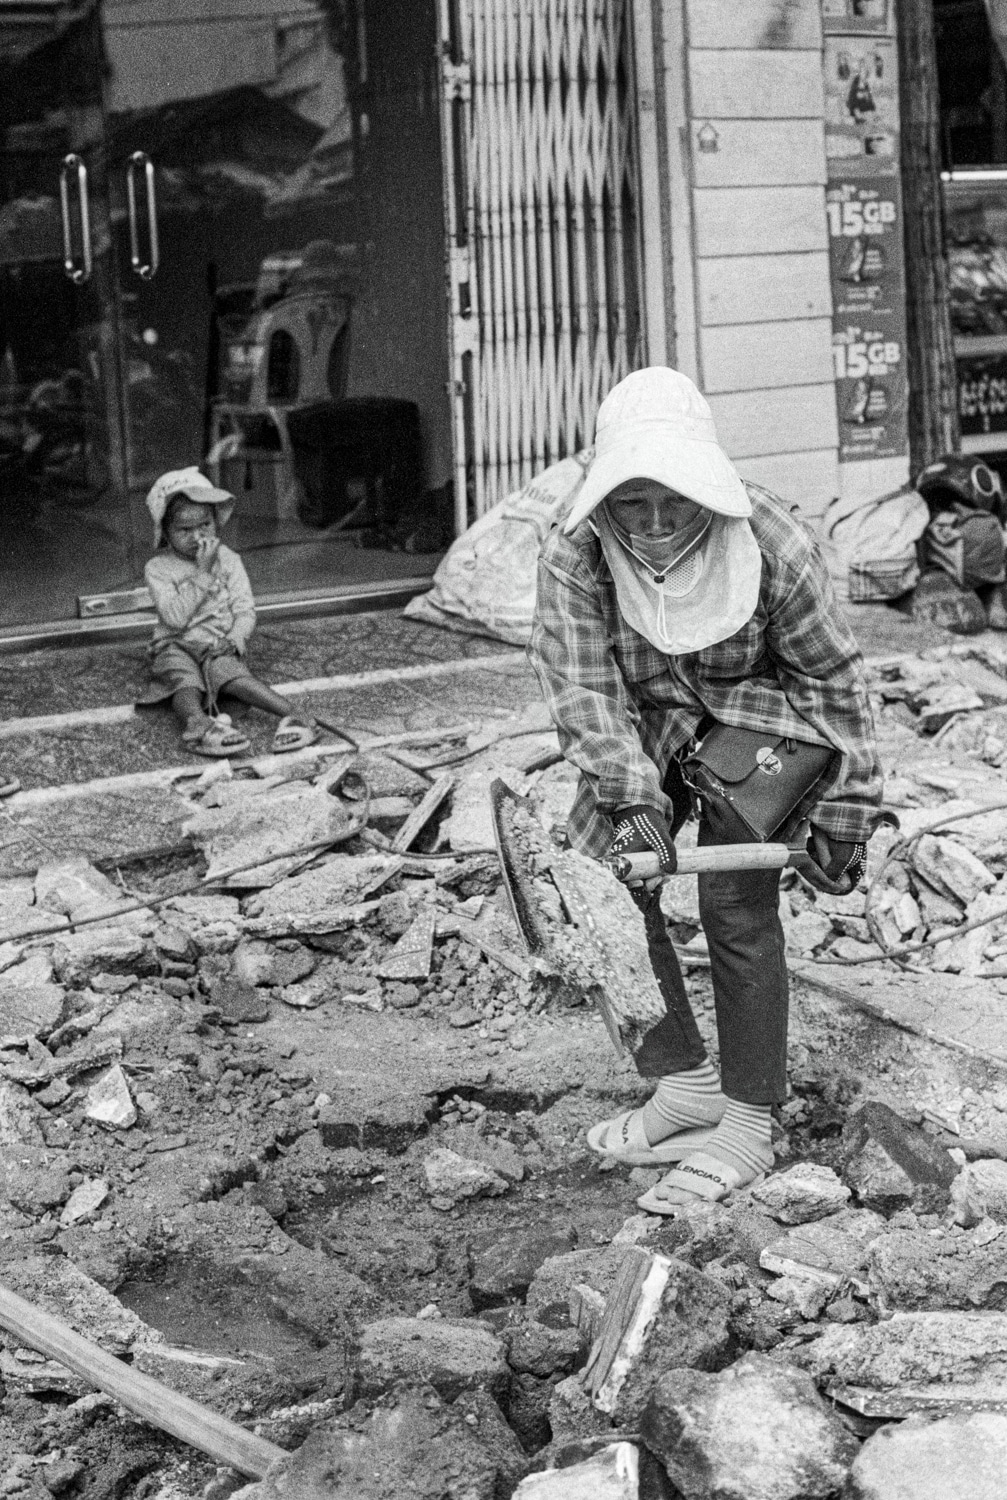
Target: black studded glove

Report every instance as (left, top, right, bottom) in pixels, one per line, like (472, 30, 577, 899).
(803, 827, 867, 894)
(608, 805, 677, 888)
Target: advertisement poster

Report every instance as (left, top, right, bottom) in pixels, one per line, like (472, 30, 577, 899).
(958, 358, 1007, 441)
(823, 36, 899, 175)
(826, 178, 909, 462)
(821, 0, 892, 35)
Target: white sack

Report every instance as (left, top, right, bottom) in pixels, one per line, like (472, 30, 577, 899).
(404, 451, 592, 643)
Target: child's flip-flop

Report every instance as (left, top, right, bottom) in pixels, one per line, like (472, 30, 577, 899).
(271, 716, 318, 754)
(636, 1151, 768, 1216)
(0, 774, 21, 799)
(587, 1108, 719, 1167)
(186, 722, 251, 759)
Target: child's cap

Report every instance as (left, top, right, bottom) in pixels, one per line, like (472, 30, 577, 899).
(146, 466, 235, 547)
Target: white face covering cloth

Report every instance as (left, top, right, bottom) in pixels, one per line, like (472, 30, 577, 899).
(593, 502, 763, 655)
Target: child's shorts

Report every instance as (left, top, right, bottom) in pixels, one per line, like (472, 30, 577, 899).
(137, 643, 256, 708)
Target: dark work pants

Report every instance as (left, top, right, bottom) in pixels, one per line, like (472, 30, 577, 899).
(631, 758, 789, 1105)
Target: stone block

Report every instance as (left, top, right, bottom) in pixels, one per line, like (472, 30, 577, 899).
(848, 1412, 1007, 1499)
(640, 1352, 859, 1500)
(468, 1221, 578, 1310)
(842, 1102, 958, 1214)
(751, 1163, 850, 1224)
(355, 1317, 508, 1400)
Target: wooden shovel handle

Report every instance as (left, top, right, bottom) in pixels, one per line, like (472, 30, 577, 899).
(606, 843, 793, 881)
(0, 1283, 284, 1479)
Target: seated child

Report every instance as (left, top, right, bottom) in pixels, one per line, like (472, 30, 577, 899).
(139, 467, 318, 757)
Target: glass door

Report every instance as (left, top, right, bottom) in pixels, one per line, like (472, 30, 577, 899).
(100, 0, 453, 604)
(0, 4, 134, 626)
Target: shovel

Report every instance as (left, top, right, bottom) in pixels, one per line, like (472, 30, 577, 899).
(489, 780, 846, 1057)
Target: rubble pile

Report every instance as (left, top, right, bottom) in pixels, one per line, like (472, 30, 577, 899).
(3, 675, 1007, 1494)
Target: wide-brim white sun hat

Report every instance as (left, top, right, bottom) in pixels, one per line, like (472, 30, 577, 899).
(146, 466, 236, 546)
(564, 367, 751, 533)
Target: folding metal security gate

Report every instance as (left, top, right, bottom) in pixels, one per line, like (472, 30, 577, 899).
(438, 0, 645, 526)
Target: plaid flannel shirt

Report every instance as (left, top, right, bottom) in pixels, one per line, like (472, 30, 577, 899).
(529, 484, 885, 858)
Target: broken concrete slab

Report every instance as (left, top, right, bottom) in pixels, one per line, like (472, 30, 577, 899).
(355, 1318, 509, 1400)
(84, 1064, 136, 1130)
(0, 1347, 87, 1398)
(59, 1178, 110, 1227)
(804, 1310, 1007, 1397)
(912, 835, 996, 906)
(847, 1412, 1007, 1499)
(242, 854, 401, 937)
(230, 1383, 525, 1500)
(1, 1255, 161, 1354)
(422, 1147, 509, 1209)
(759, 1207, 886, 1289)
(641, 1352, 859, 1500)
(952, 1158, 1007, 1223)
(525, 1244, 635, 1325)
(502, 1320, 583, 1379)
(0, 979, 65, 1042)
(162, 894, 244, 954)
(468, 1222, 578, 1311)
(750, 1163, 851, 1224)
(868, 1226, 1007, 1312)
(34, 858, 131, 923)
(842, 1101, 958, 1214)
(514, 1443, 640, 1500)
(584, 1247, 732, 1425)
(182, 770, 366, 887)
(375, 906, 436, 981)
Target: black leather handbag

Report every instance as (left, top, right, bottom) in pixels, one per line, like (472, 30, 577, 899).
(682, 722, 840, 843)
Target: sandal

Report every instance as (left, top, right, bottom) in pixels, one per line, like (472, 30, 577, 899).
(184, 721, 251, 759)
(587, 1108, 719, 1167)
(636, 1150, 769, 1216)
(0, 774, 20, 799)
(271, 715, 318, 754)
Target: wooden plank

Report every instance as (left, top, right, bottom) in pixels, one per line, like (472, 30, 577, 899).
(697, 252, 832, 326)
(701, 318, 834, 393)
(690, 119, 826, 189)
(0, 1282, 284, 1479)
(693, 186, 828, 257)
(708, 385, 840, 459)
(688, 50, 824, 118)
(686, 0, 822, 50)
(391, 773, 455, 853)
(737, 449, 840, 518)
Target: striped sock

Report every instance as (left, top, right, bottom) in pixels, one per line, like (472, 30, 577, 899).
(641, 1060, 726, 1146)
(702, 1099, 774, 1179)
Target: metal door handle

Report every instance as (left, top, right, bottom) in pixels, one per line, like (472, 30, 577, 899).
(126, 151, 159, 280)
(59, 154, 92, 285)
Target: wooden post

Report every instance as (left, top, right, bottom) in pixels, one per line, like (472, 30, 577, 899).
(0, 1282, 283, 1479)
(896, 0, 961, 470)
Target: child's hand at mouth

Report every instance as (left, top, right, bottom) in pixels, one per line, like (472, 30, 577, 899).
(195, 534, 220, 572)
